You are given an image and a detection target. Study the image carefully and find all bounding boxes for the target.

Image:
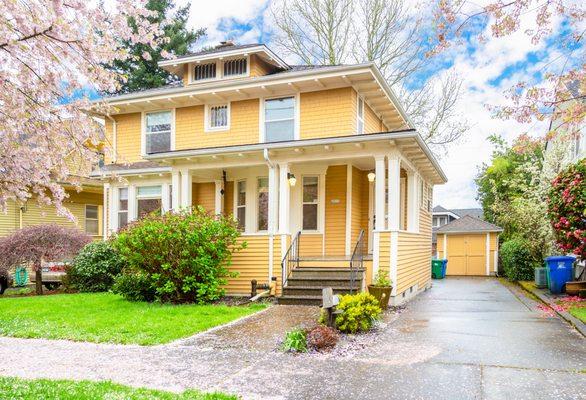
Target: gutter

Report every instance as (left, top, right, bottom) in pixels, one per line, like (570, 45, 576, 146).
(90, 166, 172, 178)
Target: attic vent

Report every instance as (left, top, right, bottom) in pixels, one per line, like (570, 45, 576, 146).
(194, 63, 216, 81)
(224, 58, 247, 77)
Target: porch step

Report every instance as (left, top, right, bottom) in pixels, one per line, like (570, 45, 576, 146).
(277, 295, 323, 306)
(286, 277, 362, 288)
(291, 268, 365, 279)
(282, 286, 358, 297)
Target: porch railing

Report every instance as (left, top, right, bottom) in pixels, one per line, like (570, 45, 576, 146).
(349, 229, 365, 293)
(281, 231, 301, 287)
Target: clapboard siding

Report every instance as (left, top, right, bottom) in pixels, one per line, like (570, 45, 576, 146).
(299, 233, 323, 257)
(397, 232, 431, 294)
(225, 235, 270, 296)
(192, 182, 216, 212)
(325, 165, 347, 255)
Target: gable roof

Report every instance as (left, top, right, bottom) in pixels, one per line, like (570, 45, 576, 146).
(435, 215, 503, 233)
(433, 205, 449, 213)
(175, 43, 263, 60)
(452, 208, 484, 219)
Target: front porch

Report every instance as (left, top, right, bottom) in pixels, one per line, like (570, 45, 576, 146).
(103, 134, 438, 303)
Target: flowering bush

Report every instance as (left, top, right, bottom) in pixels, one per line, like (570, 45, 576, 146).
(112, 208, 244, 303)
(547, 158, 586, 260)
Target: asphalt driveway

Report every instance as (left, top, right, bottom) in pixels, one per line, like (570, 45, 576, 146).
(0, 278, 584, 399)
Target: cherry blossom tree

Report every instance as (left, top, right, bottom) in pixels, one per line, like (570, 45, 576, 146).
(431, 0, 585, 134)
(0, 0, 167, 219)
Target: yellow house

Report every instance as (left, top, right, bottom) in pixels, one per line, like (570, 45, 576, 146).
(92, 42, 447, 305)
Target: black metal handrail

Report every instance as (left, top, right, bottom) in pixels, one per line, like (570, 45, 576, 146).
(349, 230, 365, 293)
(281, 231, 301, 287)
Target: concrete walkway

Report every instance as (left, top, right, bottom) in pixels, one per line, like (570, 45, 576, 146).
(0, 278, 584, 399)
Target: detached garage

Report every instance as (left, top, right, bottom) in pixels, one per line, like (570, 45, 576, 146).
(436, 215, 503, 276)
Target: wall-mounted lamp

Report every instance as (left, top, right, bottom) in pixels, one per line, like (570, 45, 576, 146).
(287, 173, 297, 187)
(367, 172, 376, 182)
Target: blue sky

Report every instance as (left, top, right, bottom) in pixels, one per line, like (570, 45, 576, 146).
(178, 1, 572, 208)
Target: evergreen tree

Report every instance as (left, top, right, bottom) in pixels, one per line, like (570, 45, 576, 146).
(110, 0, 205, 93)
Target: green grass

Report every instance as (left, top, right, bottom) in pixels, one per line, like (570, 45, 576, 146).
(0, 292, 265, 345)
(0, 376, 236, 400)
(568, 307, 586, 323)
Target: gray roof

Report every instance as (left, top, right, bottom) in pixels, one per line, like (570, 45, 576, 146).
(174, 43, 263, 61)
(435, 215, 503, 233)
(452, 208, 484, 219)
(433, 205, 449, 213)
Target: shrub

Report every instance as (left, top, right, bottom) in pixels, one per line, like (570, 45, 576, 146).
(281, 328, 307, 353)
(111, 270, 157, 302)
(335, 292, 382, 333)
(548, 158, 586, 260)
(501, 238, 539, 281)
(306, 325, 338, 351)
(111, 208, 244, 303)
(68, 241, 125, 292)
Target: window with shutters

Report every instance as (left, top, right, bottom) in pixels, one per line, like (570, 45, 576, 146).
(223, 58, 247, 77)
(193, 63, 216, 81)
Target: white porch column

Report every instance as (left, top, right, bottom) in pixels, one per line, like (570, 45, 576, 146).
(214, 180, 223, 215)
(128, 184, 137, 222)
(161, 182, 171, 213)
(268, 165, 279, 234)
(171, 170, 181, 211)
(180, 169, 192, 209)
(105, 183, 113, 238)
(278, 163, 290, 234)
(374, 155, 386, 231)
(387, 156, 401, 231)
(407, 171, 418, 232)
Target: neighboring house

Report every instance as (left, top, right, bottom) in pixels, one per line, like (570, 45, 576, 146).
(436, 216, 503, 276)
(431, 205, 484, 255)
(91, 42, 447, 305)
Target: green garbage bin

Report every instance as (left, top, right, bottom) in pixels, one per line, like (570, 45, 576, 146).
(432, 259, 447, 279)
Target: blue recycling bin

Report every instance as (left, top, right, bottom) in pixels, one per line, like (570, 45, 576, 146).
(545, 256, 575, 294)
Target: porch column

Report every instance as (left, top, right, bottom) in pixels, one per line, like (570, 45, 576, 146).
(278, 163, 290, 234)
(387, 156, 401, 231)
(161, 182, 171, 213)
(171, 170, 181, 211)
(128, 184, 137, 222)
(105, 183, 113, 237)
(407, 171, 418, 232)
(180, 169, 192, 208)
(214, 180, 223, 215)
(374, 155, 386, 231)
(268, 165, 279, 234)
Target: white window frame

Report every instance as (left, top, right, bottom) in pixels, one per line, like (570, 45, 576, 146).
(188, 55, 250, 84)
(118, 187, 129, 230)
(141, 109, 175, 156)
(259, 94, 300, 143)
(357, 96, 365, 134)
(85, 204, 100, 236)
(204, 102, 231, 132)
(235, 179, 246, 231)
(136, 185, 163, 218)
(301, 175, 320, 232)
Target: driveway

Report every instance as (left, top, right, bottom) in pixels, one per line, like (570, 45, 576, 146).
(0, 278, 584, 399)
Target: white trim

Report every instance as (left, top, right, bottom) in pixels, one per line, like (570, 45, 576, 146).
(300, 174, 320, 233)
(161, 182, 171, 213)
(171, 171, 181, 211)
(356, 95, 365, 134)
(278, 163, 290, 234)
(204, 102, 231, 132)
(387, 156, 401, 231)
(235, 179, 247, 231)
(485, 232, 490, 276)
(390, 231, 398, 296)
(84, 204, 100, 236)
(159, 45, 288, 69)
(374, 155, 386, 231)
(128, 185, 137, 222)
(214, 180, 223, 215)
(103, 183, 110, 239)
(345, 164, 352, 255)
(443, 234, 447, 259)
(180, 170, 192, 208)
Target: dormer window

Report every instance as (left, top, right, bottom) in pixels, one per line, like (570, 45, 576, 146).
(224, 58, 247, 77)
(194, 62, 216, 81)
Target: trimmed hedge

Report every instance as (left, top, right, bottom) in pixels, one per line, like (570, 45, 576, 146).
(501, 238, 539, 281)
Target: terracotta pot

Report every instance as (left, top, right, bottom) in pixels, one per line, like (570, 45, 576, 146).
(368, 285, 392, 309)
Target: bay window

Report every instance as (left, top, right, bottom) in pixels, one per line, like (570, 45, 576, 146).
(264, 97, 295, 142)
(302, 176, 319, 230)
(145, 111, 171, 154)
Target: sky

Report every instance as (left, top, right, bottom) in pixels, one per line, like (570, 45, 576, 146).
(176, 0, 571, 209)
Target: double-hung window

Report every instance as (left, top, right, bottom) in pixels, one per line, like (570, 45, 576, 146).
(137, 186, 162, 219)
(85, 205, 99, 235)
(264, 97, 295, 142)
(118, 188, 128, 229)
(236, 180, 246, 230)
(257, 177, 268, 231)
(302, 176, 319, 231)
(357, 97, 365, 134)
(206, 104, 229, 131)
(145, 111, 171, 153)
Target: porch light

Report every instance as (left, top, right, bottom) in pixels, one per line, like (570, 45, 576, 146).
(367, 172, 376, 182)
(287, 173, 297, 187)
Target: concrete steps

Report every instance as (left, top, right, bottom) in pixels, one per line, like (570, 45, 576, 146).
(278, 266, 363, 306)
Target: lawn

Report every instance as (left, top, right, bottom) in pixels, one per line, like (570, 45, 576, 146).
(0, 376, 235, 400)
(0, 292, 266, 345)
(568, 306, 586, 323)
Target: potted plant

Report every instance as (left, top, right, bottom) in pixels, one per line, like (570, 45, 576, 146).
(368, 270, 392, 309)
